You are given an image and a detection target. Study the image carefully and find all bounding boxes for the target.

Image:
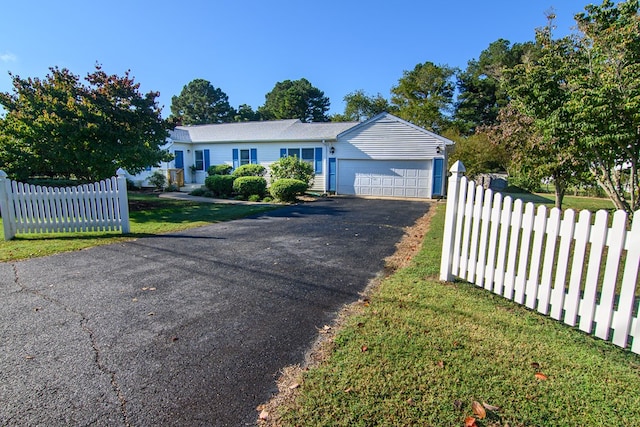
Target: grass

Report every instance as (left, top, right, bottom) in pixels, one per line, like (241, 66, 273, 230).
(501, 191, 616, 213)
(275, 202, 640, 426)
(0, 193, 276, 262)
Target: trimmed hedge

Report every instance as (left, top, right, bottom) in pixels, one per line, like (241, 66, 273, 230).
(269, 178, 308, 202)
(207, 164, 233, 176)
(204, 175, 235, 197)
(232, 164, 266, 177)
(233, 176, 267, 199)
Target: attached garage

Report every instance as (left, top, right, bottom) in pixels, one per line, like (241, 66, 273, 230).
(337, 159, 432, 198)
(333, 113, 452, 199)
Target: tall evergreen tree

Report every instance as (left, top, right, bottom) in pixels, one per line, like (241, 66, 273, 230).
(259, 78, 330, 122)
(170, 79, 236, 125)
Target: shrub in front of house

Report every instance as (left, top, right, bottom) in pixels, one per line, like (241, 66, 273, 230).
(205, 175, 235, 197)
(233, 176, 267, 199)
(269, 156, 314, 186)
(207, 164, 233, 176)
(148, 170, 167, 191)
(269, 178, 308, 203)
(232, 164, 266, 177)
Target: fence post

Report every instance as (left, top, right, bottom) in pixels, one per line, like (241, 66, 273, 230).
(116, 168, 130, 234)
(0, 170, 16, 240)
(439, 161, 466, 281)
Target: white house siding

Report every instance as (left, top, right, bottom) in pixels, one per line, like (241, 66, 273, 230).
(181, 142, 327, 192)
(335, 115, 444, 160)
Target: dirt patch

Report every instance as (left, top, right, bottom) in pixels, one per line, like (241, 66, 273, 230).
(256, 205, 438, 426)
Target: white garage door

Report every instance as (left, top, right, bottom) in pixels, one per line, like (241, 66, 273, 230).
(337, 160, 432, 199)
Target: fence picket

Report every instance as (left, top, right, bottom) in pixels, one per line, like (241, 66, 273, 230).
(503, 198, 523, 300)
(525, 205, 548, 310)
(594, 210, 627, 340)
(579, 210, 609, 334)
(467, 185, 485, 282)
(514, 202, 535, 304)
(493, 196, 512, 296)
(564, 210, 592, 327)
(476, 189, 493, 288)
(537, 208, 561, 315)
(484, 193, 502, 291)
(459, 181, 476, 279)
(451, 176, 469, 276)
(612, 211, 640, 348)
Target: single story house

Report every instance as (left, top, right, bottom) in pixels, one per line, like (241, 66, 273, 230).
(130, 112, 453, 199)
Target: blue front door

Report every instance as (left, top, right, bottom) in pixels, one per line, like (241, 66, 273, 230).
(432, 158, 444, 196)
(328, 158, 337, 192)
(174, 150, 184, 169)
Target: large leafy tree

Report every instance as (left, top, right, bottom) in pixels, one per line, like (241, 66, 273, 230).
(499, 21, 585, 208)
(455, 39, 534, 135)
(331, 90, 392, 122)
(259, 78, 330, 122)
(0, 65, 171, 181)
(170, 78, 236, 125)
(569, 0, 640, 216)
(390, 61, 456, 133)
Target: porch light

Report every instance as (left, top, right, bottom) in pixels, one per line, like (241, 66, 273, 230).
(330, 146, 335, 155)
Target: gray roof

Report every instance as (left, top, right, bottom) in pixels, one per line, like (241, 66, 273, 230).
(170, 119, 358, 143)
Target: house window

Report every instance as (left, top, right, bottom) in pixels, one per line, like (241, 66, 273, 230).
(280, 147, 323, 174)
(240, 149, 250, 165)
(232, 148, 257, 169)
(195, 150, 204, 171)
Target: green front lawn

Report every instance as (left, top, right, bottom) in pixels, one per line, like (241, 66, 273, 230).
(273, 202, 640, 426)
(0, 193, 276, 262)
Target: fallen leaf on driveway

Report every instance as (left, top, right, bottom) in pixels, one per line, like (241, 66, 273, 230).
(258, 409, 269, 421)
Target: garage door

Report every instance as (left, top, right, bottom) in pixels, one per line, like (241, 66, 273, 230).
(337, 160, 432, 198)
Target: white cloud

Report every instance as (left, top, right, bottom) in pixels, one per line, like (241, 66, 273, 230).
(0, 53, 17, 63)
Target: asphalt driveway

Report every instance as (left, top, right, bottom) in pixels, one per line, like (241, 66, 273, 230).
(0, 197, 430, 426)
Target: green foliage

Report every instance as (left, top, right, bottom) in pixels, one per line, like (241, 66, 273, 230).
(207, 164, 233, 176)
(232, 176, 267, 199)
(189, 187, 212, 197)
(454, 39, 534, 135)
(269, 178, 308, 202)
(232, 164, 266, 177)
(258, 78, 330, 122)
(390, 61, 456, 132)
(248, 194, 262, 202)
(569, 0, 640, 215)
(170, 78, 235, 125)
(148, 170, 167, 191)
(233, 104, 261, 122)
(204, 174, 235, 197)
(0, 64, 172, 181)
(444, 130, 509, 177)
(269, 156, 315, 186)
(331, 90, 393, 122)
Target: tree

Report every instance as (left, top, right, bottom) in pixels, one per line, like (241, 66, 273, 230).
(331, 90, 392, 122)
(445, 129, 509, 178)
(170, 79, 236, 125)
(390, 62, 456, 133)
(234, 104, 261, 122)
(499, 20, 585, 208)
(454, 39, 534, 134)
(569, 0, 640, 216)
(258, 78, 330, 122)
(0, 65, 171, 181)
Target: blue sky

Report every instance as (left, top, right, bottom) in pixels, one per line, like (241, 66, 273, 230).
(0, 0, 593, 117)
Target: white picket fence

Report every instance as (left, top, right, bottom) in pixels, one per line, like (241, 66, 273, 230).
(440, 161, 640, 354)
(0, 169, 130, 241)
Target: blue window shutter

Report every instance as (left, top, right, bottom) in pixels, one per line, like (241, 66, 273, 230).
(232, 149, 239, 169)
(204, 149, 210, 171)
(250, 148, 257, 164)
(280, 148, 287, 158)
(315, 147, 323, 174)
